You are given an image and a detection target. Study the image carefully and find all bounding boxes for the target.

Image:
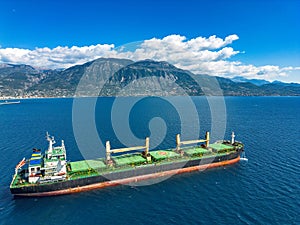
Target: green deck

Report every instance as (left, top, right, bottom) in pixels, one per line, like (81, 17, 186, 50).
(184, 147, 210, 156)
(113, 154, 146, 166)
(86, 159, 107, 170)
(150, 150, 180, 161)
(209, 143, 234, 152)
(70, 159, 106, 172)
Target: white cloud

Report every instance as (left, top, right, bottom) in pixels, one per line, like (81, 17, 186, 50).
(0, 44, 115, 69)
(0, 34, 299, 82)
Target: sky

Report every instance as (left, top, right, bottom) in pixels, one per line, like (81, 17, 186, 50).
(0, 0, 299, 82)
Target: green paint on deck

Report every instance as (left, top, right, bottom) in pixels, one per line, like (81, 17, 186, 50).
(209, 143, 233, 152)
(184, 147, 210, 156)
(113, 154, 146, 166)
(150, 150, 180, 161)
(70, 161, 90, 172)
(70, 159, 106, 172)
(85, 159, 107, 170)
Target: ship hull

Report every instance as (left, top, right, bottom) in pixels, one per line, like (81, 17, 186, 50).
(11, 152, 240, 197)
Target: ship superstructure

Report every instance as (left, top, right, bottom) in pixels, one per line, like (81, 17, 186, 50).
(14, 133, 67, 185)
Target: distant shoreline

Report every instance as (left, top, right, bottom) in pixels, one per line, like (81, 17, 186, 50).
(1, 95, 300, 101)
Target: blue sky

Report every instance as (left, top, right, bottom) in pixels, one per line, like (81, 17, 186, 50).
(0, 0, 299, 82)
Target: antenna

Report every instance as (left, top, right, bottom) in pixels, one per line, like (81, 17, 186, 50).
(52, 136, 56, 145)
(231, 131, 235, 144)
(46, 132, 55, 153)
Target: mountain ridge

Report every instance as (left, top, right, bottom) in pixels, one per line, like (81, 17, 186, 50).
(0, 58, 299, 97)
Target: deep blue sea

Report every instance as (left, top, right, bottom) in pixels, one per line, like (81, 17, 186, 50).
(0, 97, 299, 225)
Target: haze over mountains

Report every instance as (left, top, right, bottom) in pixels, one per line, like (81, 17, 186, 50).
(0, 58, 299, 98)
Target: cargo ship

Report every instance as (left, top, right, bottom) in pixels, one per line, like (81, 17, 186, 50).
(10, 132, 244, 197)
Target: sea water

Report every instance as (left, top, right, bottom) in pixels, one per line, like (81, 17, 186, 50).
(0, 97, 299, 225)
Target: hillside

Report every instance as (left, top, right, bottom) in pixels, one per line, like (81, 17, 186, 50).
(0, 58, 299, 97)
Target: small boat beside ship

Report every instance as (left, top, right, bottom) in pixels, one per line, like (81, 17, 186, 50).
(10, 131, 244, 197)
(0, 100, 21, 105)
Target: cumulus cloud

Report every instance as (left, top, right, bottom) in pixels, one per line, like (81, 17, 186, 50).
(0, 34, 299, 81)
(0, 44, 115, 69)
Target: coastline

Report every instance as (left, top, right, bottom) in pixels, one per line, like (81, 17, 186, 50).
(1, 95, 299, 101)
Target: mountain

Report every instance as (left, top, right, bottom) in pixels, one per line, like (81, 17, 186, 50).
(0, 64, 47, 97)
(271, 80, 300, 87)
(1, 58, 300, 97)
(231, 76, 271, 86)
(27, 58, 133, 97)
(100, 59, 205, 96)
